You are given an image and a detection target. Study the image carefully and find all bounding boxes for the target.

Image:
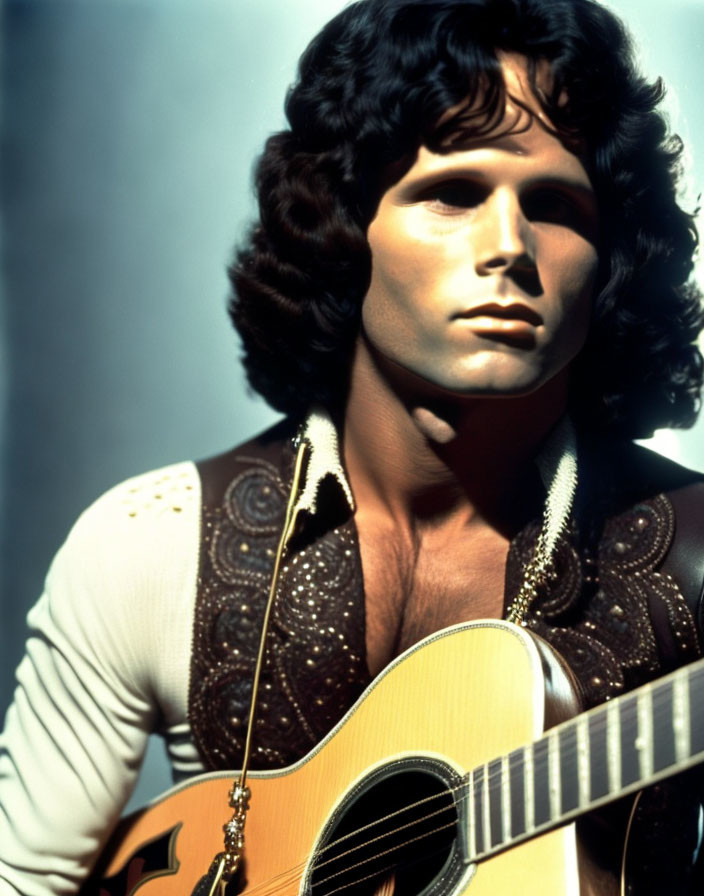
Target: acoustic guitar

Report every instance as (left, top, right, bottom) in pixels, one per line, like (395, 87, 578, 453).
(82, 619, 704, 895)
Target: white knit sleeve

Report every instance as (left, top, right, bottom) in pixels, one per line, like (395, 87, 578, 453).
(0, 462, 201, 895)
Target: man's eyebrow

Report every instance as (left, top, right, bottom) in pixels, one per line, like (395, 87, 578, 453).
(448, 133, 535, 154)
(529, 176, 596, 197)
(397, 167, 596, 200)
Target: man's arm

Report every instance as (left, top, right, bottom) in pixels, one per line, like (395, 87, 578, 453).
(0, 462, 201, 895)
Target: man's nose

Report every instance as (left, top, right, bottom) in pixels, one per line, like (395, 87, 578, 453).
(473, 189, 536, 276)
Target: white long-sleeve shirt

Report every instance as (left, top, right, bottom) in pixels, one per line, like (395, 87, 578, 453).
(0, 462, 205, 895)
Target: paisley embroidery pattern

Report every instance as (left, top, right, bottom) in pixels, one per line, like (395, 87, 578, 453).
(189, 455, 369, 771)
(507, 494, 701, 707)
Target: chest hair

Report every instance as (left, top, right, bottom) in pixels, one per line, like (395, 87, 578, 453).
(358, 520, 510, 677)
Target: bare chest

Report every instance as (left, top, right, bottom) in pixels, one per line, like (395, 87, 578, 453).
(356, 521, 510, 677)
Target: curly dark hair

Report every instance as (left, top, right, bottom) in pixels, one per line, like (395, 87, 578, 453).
(230, 0, 703, 439)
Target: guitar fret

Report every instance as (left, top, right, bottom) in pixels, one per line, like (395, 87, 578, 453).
(548, 730, 560, 821)
(508, 748, 525, 839)
(501, 755, 511, 845)
(606, 700, 621, 794)
(588, 707, 609, 801)
(576, 715, 590, 808)
(619, 693, 639, 788)
(652, 678, 676, 772)
(524, 745, 535, 832)
(482, 762, 492, 854)
(672, 670, 690, 763)
(636, 688, 654, 781)
(467, 769, 477, 861)
(558, 722, 579, 815)
(532, 738, 551, 828)
(488, 758, 503, 848)
(473, 765, 485, 857)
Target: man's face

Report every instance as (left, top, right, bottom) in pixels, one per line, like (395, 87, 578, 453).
(361, 57, 599, 401)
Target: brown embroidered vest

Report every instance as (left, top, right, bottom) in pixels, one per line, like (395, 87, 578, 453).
(189, 421, 704, 774)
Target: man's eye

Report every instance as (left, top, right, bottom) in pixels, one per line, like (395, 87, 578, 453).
(524, 190, 583, 226)
(422, 181, 484, 212)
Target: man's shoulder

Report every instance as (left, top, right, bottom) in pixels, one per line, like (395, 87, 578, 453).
(71, 459, 201, 542)
(70, 418, 296, 546)
(579, 440, 704, 517)
(625, 443, 704, 518)
(595, 441, 704, 614)
(593, 440, 704, 551)
(51, 460, 202, 605)
(591, 439, 704, 504)
(38, 459, 201, 685)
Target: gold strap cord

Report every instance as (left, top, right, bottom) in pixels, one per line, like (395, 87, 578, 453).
(206, 435, 311, 895)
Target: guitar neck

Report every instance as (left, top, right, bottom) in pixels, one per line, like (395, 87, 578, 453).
(465, 656, 704, 862)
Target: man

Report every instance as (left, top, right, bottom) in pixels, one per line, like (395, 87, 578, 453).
(1, 0, 703, 893)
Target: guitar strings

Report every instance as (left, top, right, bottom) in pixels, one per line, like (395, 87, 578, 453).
(316, 825, 458, 896)
(313, 820, 459, 891)
(240, 812, 464, 896)
(320, 859, 399, 896)
(238, 790, 471, 896)
(311, 800, 459, 874)
(234, 691, 679, 896)
(319, 839, 462, 896)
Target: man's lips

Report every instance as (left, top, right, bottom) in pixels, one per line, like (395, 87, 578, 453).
(453, 302, 543, 326)
(452, 302, 542, 347)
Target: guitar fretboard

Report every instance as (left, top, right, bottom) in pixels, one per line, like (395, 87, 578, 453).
(463, 658, 704, 861)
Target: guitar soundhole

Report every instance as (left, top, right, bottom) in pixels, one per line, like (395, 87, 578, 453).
(309, 764, 465, 896)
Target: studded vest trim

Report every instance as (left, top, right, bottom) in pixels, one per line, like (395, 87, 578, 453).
(189, 431, 703, 772)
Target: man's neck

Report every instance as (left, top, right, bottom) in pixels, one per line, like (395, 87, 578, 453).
(342, 340, 569, 534)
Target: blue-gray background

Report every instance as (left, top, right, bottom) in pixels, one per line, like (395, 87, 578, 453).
(1, 0, 703, 809)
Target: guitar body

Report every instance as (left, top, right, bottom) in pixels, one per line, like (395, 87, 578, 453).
(85, 621, 593, 896)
